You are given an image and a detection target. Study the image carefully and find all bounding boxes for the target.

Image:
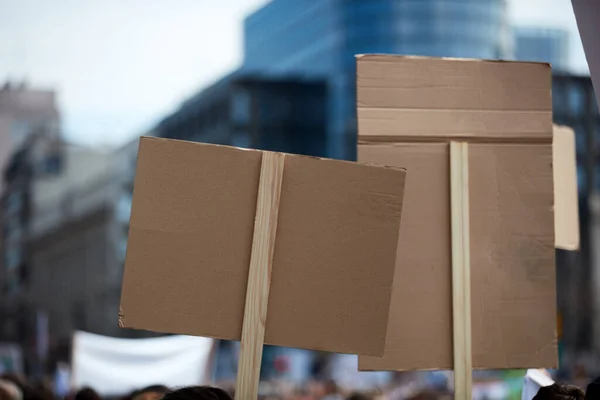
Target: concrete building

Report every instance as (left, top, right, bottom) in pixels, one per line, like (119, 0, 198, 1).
(0, 132, 142, 371)
(514, 26, 570, 72)
(0, 82, 60, 188)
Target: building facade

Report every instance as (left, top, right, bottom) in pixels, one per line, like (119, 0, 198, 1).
(514, 27, 570, 72)
(0, 82, 60, 188)
(0, 135, 141, 373)
(155, 74, 327, 156)
(243, 0, 511, 159)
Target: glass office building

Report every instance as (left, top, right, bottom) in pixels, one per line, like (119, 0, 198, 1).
(243, 0, 511, 160)
(515, 27, 569, 72)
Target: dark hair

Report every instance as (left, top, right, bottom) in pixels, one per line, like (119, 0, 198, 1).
(132, 386, 169, 398)
(533, 383, 585, 400)
(161, 386, 232, 400)
(75, 387, 103, 400)
(586, 376, 600, 400)
(347, 394, 372, 400)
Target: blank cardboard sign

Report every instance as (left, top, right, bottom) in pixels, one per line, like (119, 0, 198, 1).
(357, 55, 557, 371)
(120, 137, 406, 357)
(553, 125, 579, 251)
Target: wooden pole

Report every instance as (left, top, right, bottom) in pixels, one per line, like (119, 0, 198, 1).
(450, 141, 472, 399)
(235, 152, 285, 400)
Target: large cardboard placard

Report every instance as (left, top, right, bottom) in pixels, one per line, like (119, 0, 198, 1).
(120, 137, 406, 357)
(357, 55, 557, 371)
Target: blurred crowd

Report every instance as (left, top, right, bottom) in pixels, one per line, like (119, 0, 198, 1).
(2, 373, 600, 400)
(0, 374, 452, 400)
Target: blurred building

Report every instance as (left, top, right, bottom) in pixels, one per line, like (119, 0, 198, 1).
(155, 73, 328, 156)
(514, 26, 570, 72)
(0, 82, 60, 188)
(552, 73, 600, 366)
(242, 0, 511, 159)
(0, 83, 60, 354)
(0, 132, 142, 372)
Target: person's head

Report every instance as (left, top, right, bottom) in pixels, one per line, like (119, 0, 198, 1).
(346, 393, 372, 400)
(75, 387, 102, 400)
(161, 386, 232, 400)
(533, 383, 585, 400)
(0, 380, 23, 400)
(585, 376, 600, 400)
(132, 386, 169, 400)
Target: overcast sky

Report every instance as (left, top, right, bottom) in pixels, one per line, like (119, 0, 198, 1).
(0, 0, 589, 147)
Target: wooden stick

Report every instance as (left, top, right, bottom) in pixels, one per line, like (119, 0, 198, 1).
(235, 152, 285, 400)
(450, 141, 472, 400)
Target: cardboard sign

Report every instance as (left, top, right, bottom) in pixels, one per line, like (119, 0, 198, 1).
(120, 137, 406, 357)
(553, 125, 579, 251)
(357, 55, 557, 371)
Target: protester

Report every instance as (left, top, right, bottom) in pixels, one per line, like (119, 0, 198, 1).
(533, 383, 585, 400)
(585, 376, 600, 400)
(161, 386, 232, 400)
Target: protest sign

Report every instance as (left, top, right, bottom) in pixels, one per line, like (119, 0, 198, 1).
(120, 137, 407, 398)
(356, 55, 560, 398)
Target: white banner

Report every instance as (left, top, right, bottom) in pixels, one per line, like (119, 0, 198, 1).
(71, 331, 215, 396)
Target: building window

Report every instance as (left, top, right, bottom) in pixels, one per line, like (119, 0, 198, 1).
(5, 192, 22, 214)
(231, 131, 252, 148)
(10, 120, 31, 147)
(577, 164, 585, 194)
(45, 155, 62, 174)
(117, 192, 132, 223)
(574, 123, 587, 157)
(231, 90, 251, 125)
(568, 85, 584, 116)
(5, 247, 22, 270)
(117, 237, 128, 263)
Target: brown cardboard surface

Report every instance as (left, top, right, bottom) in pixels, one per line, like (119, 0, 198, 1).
(357, 55, 557, 370)
(553, 125, 580, 251)
(120, 137, 406, 357)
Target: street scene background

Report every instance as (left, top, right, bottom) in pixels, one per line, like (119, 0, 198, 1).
(0, 0, 597, 399)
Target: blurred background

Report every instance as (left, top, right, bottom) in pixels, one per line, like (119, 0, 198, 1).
(0, 0, 597, 398)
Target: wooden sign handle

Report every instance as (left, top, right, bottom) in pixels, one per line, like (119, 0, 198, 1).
(235, 152, 285, 400)
(450, 141, 472, 399)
